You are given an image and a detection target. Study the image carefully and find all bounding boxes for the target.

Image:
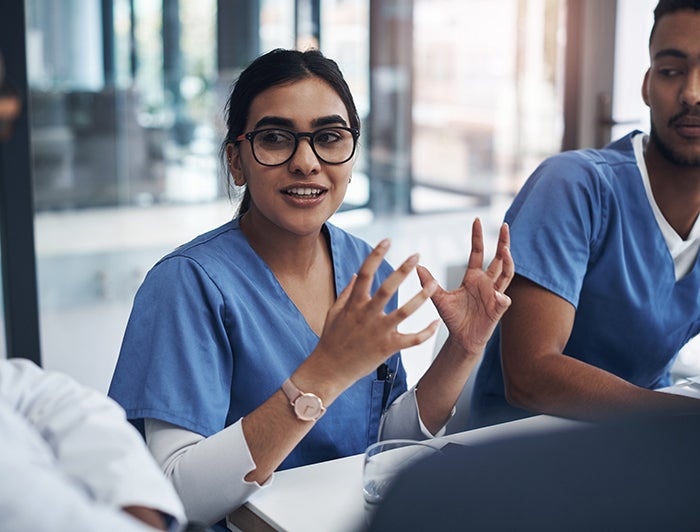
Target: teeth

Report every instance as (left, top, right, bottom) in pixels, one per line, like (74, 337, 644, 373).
(287, 187, 323, 197)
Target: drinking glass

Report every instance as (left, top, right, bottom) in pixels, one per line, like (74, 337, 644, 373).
(363, 439, 439, 508)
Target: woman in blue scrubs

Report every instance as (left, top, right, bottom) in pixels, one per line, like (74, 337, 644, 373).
(109, 48, 513, 529)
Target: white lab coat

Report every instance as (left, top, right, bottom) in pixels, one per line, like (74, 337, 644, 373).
(0, 358, 186, 532)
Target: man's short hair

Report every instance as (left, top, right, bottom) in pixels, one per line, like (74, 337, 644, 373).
(650, 0, 700, 44)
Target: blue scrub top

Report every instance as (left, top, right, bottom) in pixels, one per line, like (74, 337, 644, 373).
(108, 218, 407, 470)
(470, 132, 700, 428)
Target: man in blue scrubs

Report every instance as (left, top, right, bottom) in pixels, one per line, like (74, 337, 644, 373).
(470, 0, 700, 428)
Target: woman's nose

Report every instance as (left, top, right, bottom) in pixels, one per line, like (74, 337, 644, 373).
(288, 137, 321, 174)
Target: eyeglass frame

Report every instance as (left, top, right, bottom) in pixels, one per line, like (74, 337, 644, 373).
(234, 126, 360, 167)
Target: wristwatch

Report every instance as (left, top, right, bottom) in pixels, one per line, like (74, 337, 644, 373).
(281, 378, 326, 422)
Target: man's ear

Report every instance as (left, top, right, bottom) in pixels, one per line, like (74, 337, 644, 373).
(641, 68, 651, 107)
(226, 143, 246, 186)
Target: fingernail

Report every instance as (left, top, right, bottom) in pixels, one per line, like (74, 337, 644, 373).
(495, 291, 510, 305)
(407, 253, 419, 266)
(378, 238, 390, 249)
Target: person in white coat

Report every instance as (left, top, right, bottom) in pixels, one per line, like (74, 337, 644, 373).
(0, 358, 188, 532)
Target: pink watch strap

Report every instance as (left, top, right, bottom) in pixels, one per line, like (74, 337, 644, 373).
(281, 378, 302, 404)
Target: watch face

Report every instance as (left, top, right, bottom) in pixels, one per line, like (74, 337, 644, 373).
(294, 393, 324, 421)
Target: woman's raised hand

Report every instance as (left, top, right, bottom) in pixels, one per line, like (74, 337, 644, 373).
(416, 218, 514, 357)
(314, 238, 440, 387)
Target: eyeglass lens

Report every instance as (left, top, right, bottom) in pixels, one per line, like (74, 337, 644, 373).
(252, 128, 355, 165)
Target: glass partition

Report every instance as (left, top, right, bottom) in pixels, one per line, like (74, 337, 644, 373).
(24, 0, 568, 390)
(412, 0, 566, 212)
(320, 0, 370, 209)
(26, 0, 229, 389)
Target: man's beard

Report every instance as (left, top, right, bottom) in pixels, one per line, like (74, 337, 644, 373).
(649, 115, 700, 168)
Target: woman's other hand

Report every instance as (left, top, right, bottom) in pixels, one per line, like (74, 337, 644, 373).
(417, 218, 513, 358)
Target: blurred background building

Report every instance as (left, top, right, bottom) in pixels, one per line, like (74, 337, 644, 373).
(2, 0, 697, 393)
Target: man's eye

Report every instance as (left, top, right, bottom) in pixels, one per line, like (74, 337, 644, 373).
(659, 68, 683, 77)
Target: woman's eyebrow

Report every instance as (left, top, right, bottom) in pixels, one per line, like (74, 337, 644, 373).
(311, 115, 348, 128)
(253, 116, 295, 129)
(253, 114, 349, 130)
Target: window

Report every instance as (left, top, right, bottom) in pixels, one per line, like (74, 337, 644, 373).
(412, 0, 566, 212)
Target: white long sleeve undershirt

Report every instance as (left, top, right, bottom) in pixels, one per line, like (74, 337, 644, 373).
(145, 386, 453, 525)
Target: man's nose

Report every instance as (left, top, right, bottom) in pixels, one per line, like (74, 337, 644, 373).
(681, 68, 700, 107)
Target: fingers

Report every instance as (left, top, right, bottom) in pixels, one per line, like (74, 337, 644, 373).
(467, 217, 485, 271)
(386, 277, 438, 328)
(494, 223, 514, 293)
(416, 264, 436, 287)
(494, 290, 512, 311)
(495, 248, 514, 294)
(483, 223, 512, 284)
(396, 319, 441, 348)
(334, 274, 356, 307)
(496, 222, 511, 264)
(365, 252, 420, 313)
(348, 238, 429, 317)
(351, 239, 428, 311)
(348, 238, 391, 305)
(417, 264, 448, 311)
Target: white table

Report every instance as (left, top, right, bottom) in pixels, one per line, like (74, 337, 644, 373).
(229, 379, 700, 532)
(229, 415, 583, 532)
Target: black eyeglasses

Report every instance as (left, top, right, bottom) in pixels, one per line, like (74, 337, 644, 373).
(235, 126, 359, 166)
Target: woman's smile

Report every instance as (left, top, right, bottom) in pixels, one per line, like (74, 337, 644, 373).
(282, 185, 328, 199)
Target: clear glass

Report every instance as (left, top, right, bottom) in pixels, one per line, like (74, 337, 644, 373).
(261, 0, 296, 52)
(320, 0, 370, 208)
(610, 0, 654, 141)
(363, 439, 439, 507)
(411, 0, 567, 211)
(26, 0, 226, 390)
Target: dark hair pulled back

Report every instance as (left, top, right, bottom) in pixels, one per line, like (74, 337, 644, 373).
(220, 48, 361, 215)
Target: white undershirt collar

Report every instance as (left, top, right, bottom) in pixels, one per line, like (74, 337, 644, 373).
(632, 132, 700, 280)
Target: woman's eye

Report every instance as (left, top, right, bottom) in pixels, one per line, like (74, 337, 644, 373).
(260, 130, 294, 145)
(315, 130, 342, 144)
